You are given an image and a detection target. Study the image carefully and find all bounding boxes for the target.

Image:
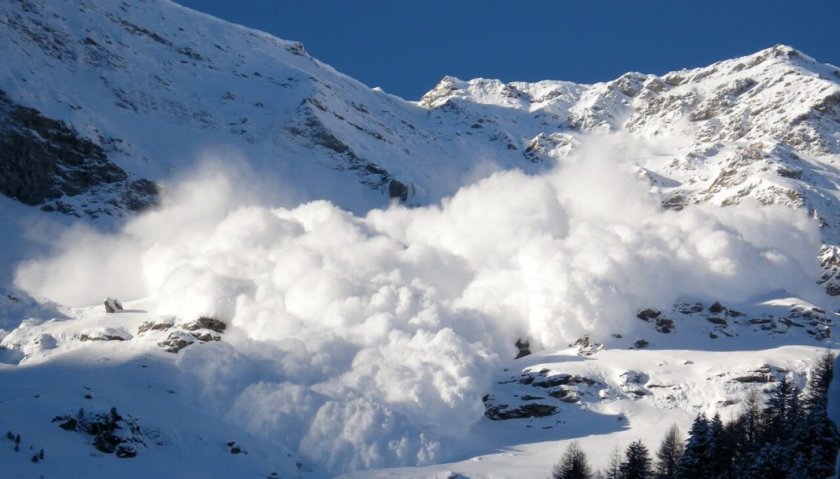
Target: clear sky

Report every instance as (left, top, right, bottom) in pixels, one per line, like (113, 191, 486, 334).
(175, 1, 840, 101)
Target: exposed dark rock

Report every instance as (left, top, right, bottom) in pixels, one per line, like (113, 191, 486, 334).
(157, 331, 196, 353)
(707, 317, 728, 326)
(533, 374, 596, 389)
(80, 329, 130, 341)
(484, 402, 557, 420)
(514, 338, 531, 359)
(709, 301, 726, 313)
(190, 332, 220, 342)
(0, 90, 158, 214)
(776, 166, 803, 179)
(636, 308, 661, 321)
(619, 371, 649, 397)
(779, 317, 802, 328)
(662, 195, 687, 210)
(678, 303, 704, 314)
(104, 297, 123, 313)
(58, 418, 77, 431)
(54, 407, 144, 458)
(620, 371, 647, 384)
(388, 179, 410, 202)
(115, 444, 138, 458)
(120, 179, 160, 212)
(182, 316, 227, 333)
(548, 388, 580, 403)
(137, 321, 172, 334)
(633, 339, 649, 349)
(285, 42, 306, 56)
(732, 374, 774, 383)
(287, 108, 349, 153)
(158, 321, 223, 353)
(655, 317, 675, 333)
(572, 335, 601, 355)
(533, 374, 574, 389)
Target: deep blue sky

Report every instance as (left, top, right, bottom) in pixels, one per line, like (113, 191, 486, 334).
(176, 1, 840, 100)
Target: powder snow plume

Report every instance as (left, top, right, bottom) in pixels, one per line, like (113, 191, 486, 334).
(13, 135, 822, 473)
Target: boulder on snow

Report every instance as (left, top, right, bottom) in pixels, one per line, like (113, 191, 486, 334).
(707, 317, 728, 326)
(708, 301, 726, 313)
(678, 303, 704, 314)
(619, 370, 650, 397)
(80, 327, 132, 342)
(655, 317, 675, 333)
(157, 331, 197, 353)
(514, 338, 531, 359)
(572, 335, 603, 356)
(104, 297, 123, 313)
(636, 308, 661, 321)
(388, 179, 410, 202)
(137, 320, 173, 334)
(54, 407, 144, 458)
(182, 316, 227, 333)
(157, 328, 221, 353)
(484, 402, 557, 420)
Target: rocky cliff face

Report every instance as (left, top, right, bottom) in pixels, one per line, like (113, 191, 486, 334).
(0, 90, 158, 217)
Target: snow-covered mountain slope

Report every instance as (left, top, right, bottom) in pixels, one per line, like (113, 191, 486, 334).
(0, 0, 555, 219)
(421, 46, 840, 239)
(3, 0, 840, 292)
(5, 2, 838, 230)
(1, 0, 840, 478)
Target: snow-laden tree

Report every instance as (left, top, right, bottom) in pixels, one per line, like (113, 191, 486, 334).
(620, 440, 652, 479)
(552, 441, 593, 479)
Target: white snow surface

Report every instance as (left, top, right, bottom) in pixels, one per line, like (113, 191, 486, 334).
(1, 0, 840, 478)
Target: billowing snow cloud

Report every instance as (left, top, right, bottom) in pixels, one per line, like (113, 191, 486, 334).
(13, 135, 822, 473)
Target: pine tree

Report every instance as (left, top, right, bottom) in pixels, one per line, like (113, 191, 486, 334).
(804, 352, 834, 412)
(620, 440, 652, 479)
(603, 445, 622, 479)
(706, 413, 731, 478)
(798, 351, 840, 479)
(654, 425, 683, 479)
(744, 441, 787, 479)
(739, 390, 764, 452)
(552, 441, 593, 479)
(676, 413, 709, 479)
(763, 376, 794, 443)
(727, 390, 764, 477)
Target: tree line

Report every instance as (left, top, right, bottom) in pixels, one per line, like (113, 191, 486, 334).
(551, 352, 839, 479)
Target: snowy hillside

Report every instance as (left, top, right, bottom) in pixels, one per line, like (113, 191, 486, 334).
(1, 0, 839, 478)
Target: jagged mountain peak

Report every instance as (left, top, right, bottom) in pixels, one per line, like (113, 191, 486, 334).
(420, 44, 839, 114)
